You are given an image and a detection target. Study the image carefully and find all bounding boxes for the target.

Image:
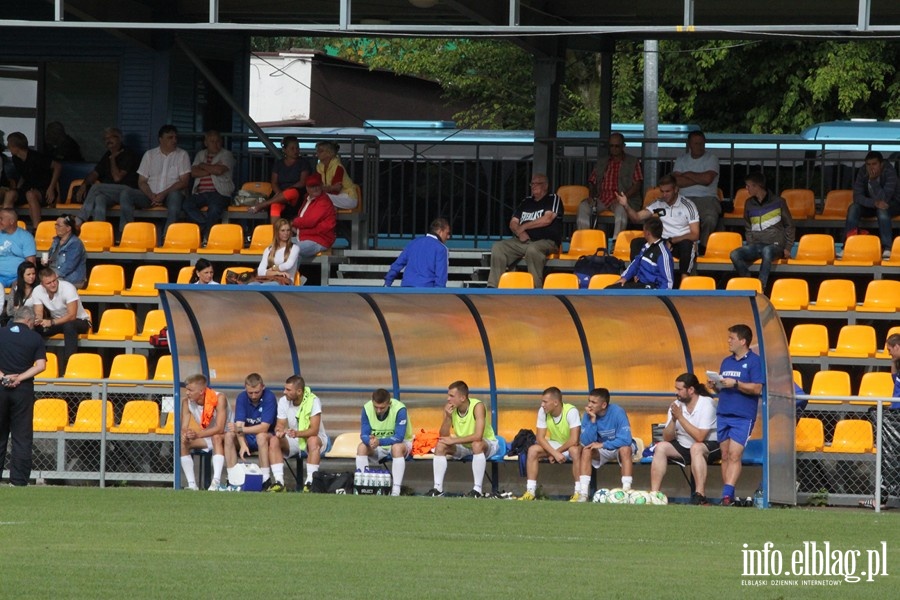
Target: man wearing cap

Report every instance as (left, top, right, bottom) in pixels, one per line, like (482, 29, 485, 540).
(289, 173, 337, 257)
(75, 127, 141, 226)
(179, 373, 228, 491)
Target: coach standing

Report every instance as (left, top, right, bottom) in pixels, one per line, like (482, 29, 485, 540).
(0, 306, 47, 486)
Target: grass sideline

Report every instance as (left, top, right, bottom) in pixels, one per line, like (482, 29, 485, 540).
(0, 487, 896, 599)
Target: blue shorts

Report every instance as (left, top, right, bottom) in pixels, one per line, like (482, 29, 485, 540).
(717, 415, 755, 447)
(244, 433, 259, 453)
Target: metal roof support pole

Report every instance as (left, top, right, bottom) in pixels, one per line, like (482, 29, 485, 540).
(858, 0, 871, 31)
(643, 40, 660, 188)
(340, 0, 351, 30)
(208, 0, 219, 24)
(508, 0, 520, 26)
(598, 37, 614, 142)
(683, 0, 695, 27)
(55, 0, 64, 21)
(533, 46, 564, 181)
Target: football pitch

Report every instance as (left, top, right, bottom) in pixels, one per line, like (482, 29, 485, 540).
(0, 487, 896, 599)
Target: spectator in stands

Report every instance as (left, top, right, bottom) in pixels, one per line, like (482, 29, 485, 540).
(384, 217, 451, 287)
(649, 373, 719, 505)
(3, 132, 61, 229)
(291, 173, 337, 258)
(189, 258, 218, 285)
(119, 124, 190, 242)
(356, 388, 414, 497)
(30, 266, 91, 374)
(617, 173, 699, 283)
(575, 387, 636, 499)
(183, 130, 236, 243)
(672, 131, 720, 253)
(266, 375, 329, 493)
(487, 173, 564, 288)
(249, 135, 313, 223)
(608, 216, 674, 289)
(315, 141, 358, 210)
(519, 387, 582, 502)
(4, 262, 37, 325)
(0, 208, 36, 287)
(43, 121, 83, 162)
(427, 380, 500, 498)
(75, 127, 141, 226)
(221, 373, 277, 491)
(254, 218, 300, 285)
(707, 324, 764, 506)
(0, 305, 47, 487)
(729, 171, 795, 292)
(576, 132, 643, 239)
(178, 373, 228, 491)
(46, 214, 86, 288)
(0, 136, 12, 201)
(846, 151, 900, 259)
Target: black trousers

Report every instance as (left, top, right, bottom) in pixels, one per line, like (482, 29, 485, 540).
(37, 318, 90, 373)
(0, 382, 35, 486)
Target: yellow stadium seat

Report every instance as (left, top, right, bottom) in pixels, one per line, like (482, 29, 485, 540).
(151, 355, 174, 386)
(882, 236, 900, 266)
(220, 266, 255, 285)
(542, 273, 580, 289)
(556, 185, 590, 216)
(807, 279, 856, 312)
(64, 399, 114, 433)
(108, 353, 149, 386)
(197, 223, 244, 254)
(498, 271, 535, 289)
(33, 398, 69, 432)
(86, 308, 136, 341)
(781, 189, 816, 219)
(153, 223, 200, 254)
(679, 275, 716, 290)
(643, 187, 661, 208)
(34, 221, 56, 252)
(795, 417, 825, 452)
(787, 234, 835, 266)
(133, 309, 167, 343)
(612, 230, 642, 261)
(828, 325, 877, 359)
(35, 352, 59, 384)
(588, 274, 621, 289)
(768, 278, 809, 310)
(240, 224, 274, 255)
(110, 400, 160, 434)
(788, 324, 829, 357)
(64, 179, 85, 204)
(816, 190, 853, 220)
(793, 369, 803, 389)
(79, 221, 115, 252)
(326, 432, 362, 458)
(336, 184, 363, 215)
(121, 265, 169, 297)
(82, 264, 126, 296)
(723, 188, 749, 218)
(824, 420, 874, 454)
(109, 222, 157, 253)
(857, 372, 894, 399)
(63, 352, 104, 381)
(176, 265, 194, 284)
(155, 412, 174, 435)
(697, 231, 742, 264)
(835, 234, 881, 266)
(876, 326, 900, 360)
(809, 370, 850, 405)
(241, 181, 273, 197)
(558, 229, 607, 260)
(725, 277, 762, 293)
(858, 280, 900, 313)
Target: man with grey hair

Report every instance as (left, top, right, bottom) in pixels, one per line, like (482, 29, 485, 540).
(0, 305, 47, 486)
(76, 127, 140, 226)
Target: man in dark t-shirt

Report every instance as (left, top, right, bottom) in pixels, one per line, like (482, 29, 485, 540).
(3, 132, 61, 228)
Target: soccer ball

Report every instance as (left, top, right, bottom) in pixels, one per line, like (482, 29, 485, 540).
(649, 491, 669, 505)
(592, 488, 610, 503)
(605, 488, 629, 504)
(628, 490, 652, 505)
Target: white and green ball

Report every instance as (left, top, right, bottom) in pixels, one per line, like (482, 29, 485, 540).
(649, 491, 669, 505)
(627, 490, 652, 505)
(605, 488, 629, 504)
(592, 488, 610, 503)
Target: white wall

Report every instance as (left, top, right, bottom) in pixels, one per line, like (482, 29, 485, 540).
(249, 52, 313, 124)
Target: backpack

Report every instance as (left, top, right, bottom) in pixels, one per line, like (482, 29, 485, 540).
(149, 326, 168, 348)
(507, 428, 537, 456)
(574, 250, 625, 288)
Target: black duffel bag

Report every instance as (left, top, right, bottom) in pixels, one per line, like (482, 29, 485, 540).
(574, 249, 625, 288)
(310, 471, 354, 494)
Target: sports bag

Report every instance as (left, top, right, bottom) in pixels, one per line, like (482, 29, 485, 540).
(574, 250, 625, 288)
(310, 471, 354, 494)
(149, 326, 168, 348)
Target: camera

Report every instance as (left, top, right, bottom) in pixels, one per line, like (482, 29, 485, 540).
(1, 376, 12, 386)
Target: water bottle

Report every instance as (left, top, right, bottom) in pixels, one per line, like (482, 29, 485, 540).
(354, 469, 362, 494)
(753, 488, 764, 509)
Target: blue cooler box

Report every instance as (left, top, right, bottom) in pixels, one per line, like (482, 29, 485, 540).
(243, 473, 263, 492)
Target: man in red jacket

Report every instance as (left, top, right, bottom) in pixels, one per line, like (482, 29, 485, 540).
(289, 173, 337, 257)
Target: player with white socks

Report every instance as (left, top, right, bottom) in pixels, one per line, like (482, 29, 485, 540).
(178, 374, 228, 490)
(574, 388, 636, 502)
(426, 380, 499, 498)
(356, 388, 414, 496)
(222, 373, 277, 490)
(519, 387, 582, 501)
(266, 374, 328, 492)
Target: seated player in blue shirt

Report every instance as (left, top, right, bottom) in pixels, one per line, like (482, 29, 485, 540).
(221, 372, 277, 490)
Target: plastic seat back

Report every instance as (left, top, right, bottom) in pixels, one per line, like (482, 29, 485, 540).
(859, 280, 900, 312)
(882, 236, 900, 266)
(542, 273, 580, 289)
(559, 229, 606, 260)
(33, 398, 69, 432)
(153, 223, 200, 253)
(697, 231, 742, 263)
(808, 279, 856, 312)
(108, 354, 149, 385)
(723, 188, 750, 218)
(643, 187, 661, 207)
(82, 264, 126, 296)
(176, 265, 195, 284)
(220, 266, 255, 284)
(787, 234, 835, 265)
(498, 272, 535, 289)
(612, 231, 642, 261)
(768, 278, 809, 310)
(588, 274, 621, 289)
(835, 234, 881, 266)
(781, 189, 816, 219)
(133, 309, 168, 342)
(858, 372, 893, 398)
(36, 352, 59, 383)
(788, 324, 829, 357)
(155, 412, 175, 434)
(198, 223, 244, 254)
(150, 355, 174, 386)
(555, 185, 590, 216)
(877, 326, 900, 359)
(34, 221, 56, 252)
(817, 190, 853, 219)
(64, 399, 114, 432)
(679, 275, 716, 290)
(80, 221, 115, 252)
(725, 277, 762, 293)
(828, 325, 877, 358)
(240, 224, 274, 255)
(121, 265, 169, 297)
(63, 352, 104, 382)
(810, 370, 851, 398)
(86, 308, 136, 340)
(111, 400, 160, 434)
(110, 222, 157, 252)
(824, 420, 874, 453)
(795, 418, 825, 452)
(241, 181, 273, 197)
(326, 432, 362, 459)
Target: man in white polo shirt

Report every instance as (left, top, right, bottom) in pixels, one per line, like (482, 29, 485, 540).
(29, 266, 91, 373)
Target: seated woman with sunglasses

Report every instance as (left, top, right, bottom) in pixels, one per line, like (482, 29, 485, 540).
(45, 214, 86, 288)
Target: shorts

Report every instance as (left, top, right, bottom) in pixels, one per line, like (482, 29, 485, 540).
(717, 415, 755, 447)
(591, 439, 638, 469)
(244, 433, 260, 453)
(283, 431, 329, 458)
(11, 187, 45, 205)
(451, 437, 500, 460)
(364, 440, 414, 463)
(546, 439, 571, 461)
(672, 440, 721, 464)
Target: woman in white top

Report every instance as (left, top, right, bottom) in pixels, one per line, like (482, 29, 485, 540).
(189, 258, 219, 285)
(256, 218, 300, 284)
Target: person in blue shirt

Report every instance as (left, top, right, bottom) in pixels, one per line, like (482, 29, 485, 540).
(708, 324, 764, 506)
(608, 216, 674, 289)
(356, 388, 413, 496)
(384, 218, 450, 287)
(576, 388, 636, 497)
(222, 372, 277, 490)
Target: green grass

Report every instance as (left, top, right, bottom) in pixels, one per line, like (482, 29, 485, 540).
(0, 487, 897, 599)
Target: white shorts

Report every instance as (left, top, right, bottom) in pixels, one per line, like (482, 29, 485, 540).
(283, 432, 329, 459)
(547, 439, 571, 461)
(590, 441, 637, 469)
(451, 437, 500, 460)
(366, 440, 413, 463)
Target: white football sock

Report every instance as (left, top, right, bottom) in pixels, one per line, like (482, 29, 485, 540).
(433, 455, 447, 491)
(180, 456, 196, 487)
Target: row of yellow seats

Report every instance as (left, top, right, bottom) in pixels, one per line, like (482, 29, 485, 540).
(38, 352, 173, 384)
(771, 278, 900, 312)
(789, 324, 900, 360)
(34, 398, 172, 435)
(796, 417, 875, 454)
(700, 231, 900, 266)
(797, 369, 894, 401)
(42, 308, 166, 343)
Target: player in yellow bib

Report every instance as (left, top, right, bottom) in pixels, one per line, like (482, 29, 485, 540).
(427, 380, 498, 498)
(356, 388, 414, 496)
(520, 387, 582, 501)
